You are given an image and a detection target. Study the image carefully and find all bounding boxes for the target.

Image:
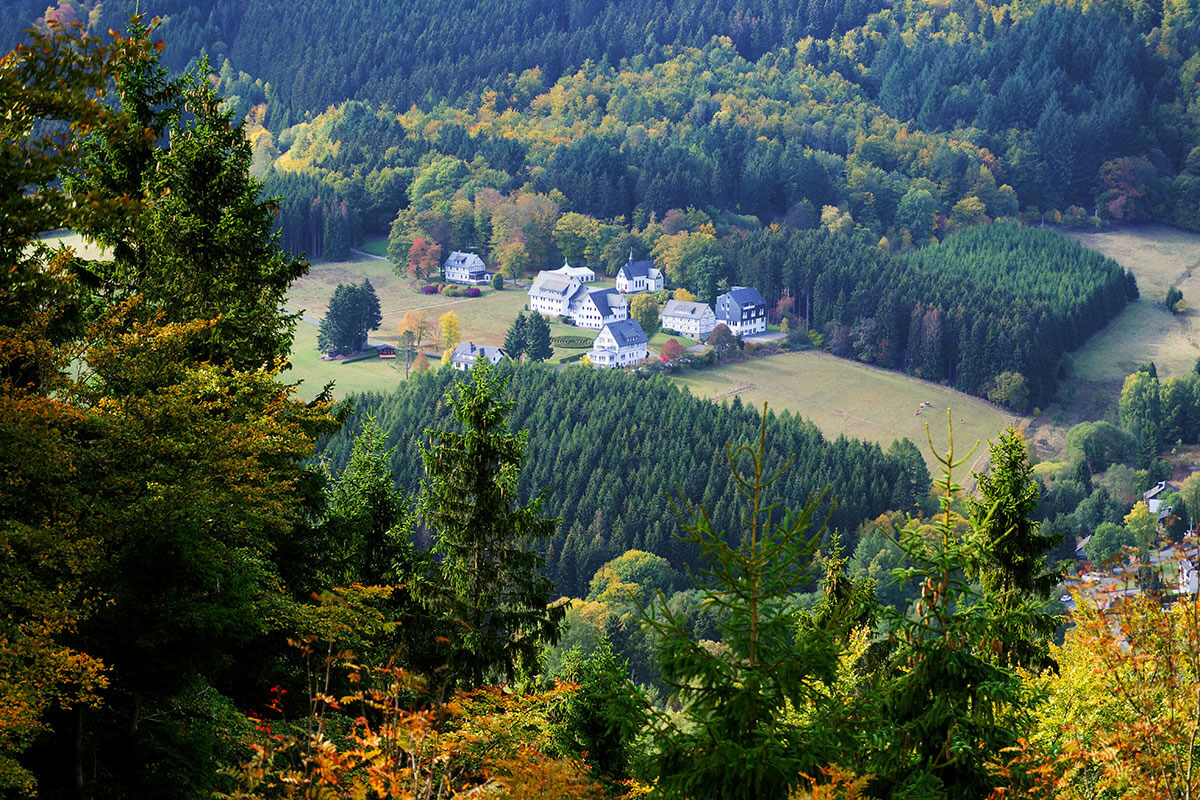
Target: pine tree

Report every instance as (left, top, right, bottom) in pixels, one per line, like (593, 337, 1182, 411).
(324, 416, 413, 584)
(318, 280, 382, 353)
(525, 312, 553, 362)
(417, 359, 564, 687)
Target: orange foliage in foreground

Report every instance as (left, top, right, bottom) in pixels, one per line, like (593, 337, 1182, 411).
(219, 661, 615, 800)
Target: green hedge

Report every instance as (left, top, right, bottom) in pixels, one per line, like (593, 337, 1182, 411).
(550, 335, 593, 349)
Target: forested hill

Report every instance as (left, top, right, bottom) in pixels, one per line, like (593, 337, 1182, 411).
(8, 0, 886, 118)
(321, 365, 931, 597)
(15, 0, 1200, 233)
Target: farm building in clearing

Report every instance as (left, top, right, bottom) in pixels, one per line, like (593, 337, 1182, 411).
(616, 252, 663, 293)
(549, 260, 596, 283)
(444, 251, 491, 285)
(716, 286, 767, 336)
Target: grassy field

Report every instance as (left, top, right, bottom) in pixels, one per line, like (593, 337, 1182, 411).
(1024, 225, 1200, 458)
(671, 351, 1020, 474)
(1063, 225, 1200, 383)
(287, 317, 409, 402)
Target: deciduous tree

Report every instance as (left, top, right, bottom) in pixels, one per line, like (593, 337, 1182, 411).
(439, 309, 461, 354)
(630, 293, 660, 336)
(399, 309, 432, 348)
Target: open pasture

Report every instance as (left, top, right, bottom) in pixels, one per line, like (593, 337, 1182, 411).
(672, 351, 1020, 474)
(1063, 225, 1200, 383)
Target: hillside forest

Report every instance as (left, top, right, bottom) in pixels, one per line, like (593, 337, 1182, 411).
(6, 7, 1200, 800)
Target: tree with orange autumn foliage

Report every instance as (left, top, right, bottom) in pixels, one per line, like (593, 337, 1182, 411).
(994, 585, 1200, 800)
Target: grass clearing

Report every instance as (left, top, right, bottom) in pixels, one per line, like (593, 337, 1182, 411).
(286, 318, 408, 402)
(1062, 225, 1200, 383)
(1029, 225, 1200, 459)
(672, 351, 1020, 474)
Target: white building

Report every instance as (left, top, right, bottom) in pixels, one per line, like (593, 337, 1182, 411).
(549, 260, 596, 283)
(589, 319, 649, 368)
(571, 288, 628, 329)
(449, 342, 506, 371)
(660, 299, 716, 340)
(715, 286, 767, 336)
(528, 272, 583, 316)
(616, 253, 663, 293)
(444, 251, 490, 284)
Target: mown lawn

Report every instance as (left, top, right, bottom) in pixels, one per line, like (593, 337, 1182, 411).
(672, 350, 1020, 475)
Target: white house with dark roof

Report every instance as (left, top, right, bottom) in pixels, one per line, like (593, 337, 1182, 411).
(716, 286, 767, 336)
(661, 299, 716, 340)
(444, 251, 491, 284)
(588, 319, 648, 368)
(528, 271, 584, 316)
(550, 260, 596, 283)
(616, 252, 663, 293)
(449, 342, 506, 371)
(571, 287, 628, 329)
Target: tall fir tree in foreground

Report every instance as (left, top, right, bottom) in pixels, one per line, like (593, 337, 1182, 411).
(638, 405, 843, 800)
(418, 359, 564, 688)
(873, 415, 1036, 798)
(2, 18, 335, 797)
(969, 426, 1061, 670)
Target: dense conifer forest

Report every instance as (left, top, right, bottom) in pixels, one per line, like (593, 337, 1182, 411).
(320, 365, 930, 597)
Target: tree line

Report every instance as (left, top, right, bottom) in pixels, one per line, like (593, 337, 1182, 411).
(320, 364, 931, 597)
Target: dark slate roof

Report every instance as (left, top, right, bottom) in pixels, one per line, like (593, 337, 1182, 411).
(619, 259, 656, 280)
(602, 319, 648, 347)
(588, 288, 625, 317)
(724, 286, 765, 308)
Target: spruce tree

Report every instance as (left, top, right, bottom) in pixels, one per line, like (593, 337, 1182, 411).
(638, 406, 842, 800)
(969, 426, 1061, 670)
(504, 312, 528, 360)
(525, 312, 553, 362)
(417, 359, 564, 687)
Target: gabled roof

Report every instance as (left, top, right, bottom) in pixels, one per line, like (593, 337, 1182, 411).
(551, 262, 595, 280)
(662, 299, 712, 319)
(599, 319, 648, 348)
(530, 271, 580, 298)
(450, 342, 505, 364)
(723, 286, 766, 308)
(587, 288, 626, 318)
(446, 251, 486, 271)
(619, 259, 657, 281)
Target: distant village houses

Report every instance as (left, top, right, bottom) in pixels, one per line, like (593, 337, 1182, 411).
(572, 287, 628, 329)
(444, 251, 491, 285)
(615, 252, 663, 293)
(589, 319, 648, 368)
(450, 342, 506, 371)
(660, 299, 716, 340)
(527, 271, 628, 329)
(528, 272, 581, 316)
(716, 286, 767, 336)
